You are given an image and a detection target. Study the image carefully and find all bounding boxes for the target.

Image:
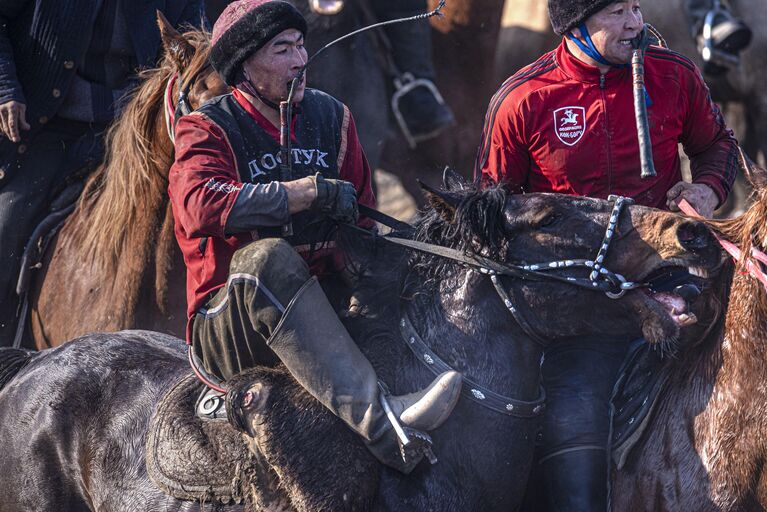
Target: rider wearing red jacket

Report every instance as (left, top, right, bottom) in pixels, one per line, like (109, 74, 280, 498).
(169, 0, 461, 475)
(476, 26, 736, 213)
(476, 0, 738, 510)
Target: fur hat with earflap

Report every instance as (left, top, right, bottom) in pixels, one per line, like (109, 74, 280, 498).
(210, 0, 308, 85)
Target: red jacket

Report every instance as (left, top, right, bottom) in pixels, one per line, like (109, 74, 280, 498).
(169, 89, 375, 336)
(475, 40, 737, 207)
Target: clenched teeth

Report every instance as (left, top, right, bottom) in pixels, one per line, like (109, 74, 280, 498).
(688, 266, 709, 279)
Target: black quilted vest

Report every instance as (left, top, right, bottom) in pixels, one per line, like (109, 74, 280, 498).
(197, 89, 345, 249)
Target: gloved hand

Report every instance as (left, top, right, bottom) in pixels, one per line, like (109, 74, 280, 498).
(311, 173, 359, 223)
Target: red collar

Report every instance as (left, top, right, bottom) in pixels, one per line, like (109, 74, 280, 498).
(232, 88, 298, 143)
(555, 39, 629, 85)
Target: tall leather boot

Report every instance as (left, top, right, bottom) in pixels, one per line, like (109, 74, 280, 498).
(267, 276, 463, 473)
(540, 448, 607, 512)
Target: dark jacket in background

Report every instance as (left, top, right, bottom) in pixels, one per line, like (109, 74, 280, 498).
(0, 0, 206, 185)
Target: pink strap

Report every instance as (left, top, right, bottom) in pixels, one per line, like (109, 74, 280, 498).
(677, 199, 767, 289)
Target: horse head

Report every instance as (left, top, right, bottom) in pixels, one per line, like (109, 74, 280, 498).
(419, 173, 724, 351)
(156, 12, 228, 151)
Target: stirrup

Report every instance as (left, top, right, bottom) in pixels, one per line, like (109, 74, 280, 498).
(378, 382, 438, 466)
(391, 72, 452, 150)
(195, 386, 227, 422)
(309, 0, 344, 15)
(700, 4, 741, 69)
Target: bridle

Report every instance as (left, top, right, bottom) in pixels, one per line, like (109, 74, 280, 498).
(362, 194, 646, 418)
(163, 71, 197, 144)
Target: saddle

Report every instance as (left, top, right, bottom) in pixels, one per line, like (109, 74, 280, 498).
(145, 372, 263, 505)
(609, 339, 670, 469)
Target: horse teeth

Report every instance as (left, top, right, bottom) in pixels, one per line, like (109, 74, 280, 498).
(688, 266, 709, 279)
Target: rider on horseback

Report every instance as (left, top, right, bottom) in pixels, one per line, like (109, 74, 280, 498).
(168, 0, 462, 474)
(476, 0, 739, 509)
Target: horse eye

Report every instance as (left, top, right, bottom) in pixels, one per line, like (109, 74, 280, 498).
(539, 214, 559, 228)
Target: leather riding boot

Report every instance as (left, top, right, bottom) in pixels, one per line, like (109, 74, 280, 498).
(267, 276, 463, 474)
(540, 448, 607, 512)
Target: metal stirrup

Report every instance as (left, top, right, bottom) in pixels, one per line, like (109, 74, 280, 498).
(378, 383, 438, 465)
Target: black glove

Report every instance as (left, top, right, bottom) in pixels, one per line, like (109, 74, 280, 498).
(311, 173, 359, 224)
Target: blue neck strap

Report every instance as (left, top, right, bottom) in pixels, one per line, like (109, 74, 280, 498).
(567, 23, 630, 69)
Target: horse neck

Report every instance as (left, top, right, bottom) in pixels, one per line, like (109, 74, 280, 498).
(405, 269, 544, 402)
(657, 268, 767, 433)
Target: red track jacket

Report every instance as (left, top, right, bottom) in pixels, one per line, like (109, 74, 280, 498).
(475, 40, 738, 207)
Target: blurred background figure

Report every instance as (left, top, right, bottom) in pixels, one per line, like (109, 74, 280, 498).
(684, 0, 752, 75)
(367, 0, 455, 146)
(0, 0, 207, 346)
(206, 0, 455, 148)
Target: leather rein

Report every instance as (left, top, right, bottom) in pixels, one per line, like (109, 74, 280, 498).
(359, 195, 646, 418)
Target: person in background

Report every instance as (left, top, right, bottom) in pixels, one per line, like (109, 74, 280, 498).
(0, 0, 207, 346)
(476, 0, 738, 508)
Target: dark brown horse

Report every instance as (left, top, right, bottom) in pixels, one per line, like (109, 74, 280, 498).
(610, 155, 767, 510)
(28, 19, 227, 349)
(0, 183, 723, 511)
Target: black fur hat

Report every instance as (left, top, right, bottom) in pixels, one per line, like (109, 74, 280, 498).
(210, 0, 308, 85)
(548, 0, 618, 35)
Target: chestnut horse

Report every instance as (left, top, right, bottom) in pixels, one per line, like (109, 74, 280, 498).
(28, 20, 227, 348)
(610, 156, 767, 510)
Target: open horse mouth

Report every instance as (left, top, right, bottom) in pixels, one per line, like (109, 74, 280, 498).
(633, 261, 719, 330)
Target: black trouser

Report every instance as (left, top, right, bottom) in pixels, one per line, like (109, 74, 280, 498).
(537, 337, 630, 512)
(191, 239, 312, 382)
(370, 0, 436, 80)
(0, 117, 105, 346)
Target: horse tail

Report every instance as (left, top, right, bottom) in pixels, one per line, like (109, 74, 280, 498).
(0, 347, 34, 391)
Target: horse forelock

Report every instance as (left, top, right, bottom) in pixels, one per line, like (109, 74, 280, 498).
(66, 28, 213, 279)
(412, 185, 509, 283)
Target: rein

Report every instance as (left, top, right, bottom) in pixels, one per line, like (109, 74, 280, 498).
(364, 195, 645, 298)
(358, 195, 643, 417)
(164, 73, 179, 143)
(678, 198, 767, 290)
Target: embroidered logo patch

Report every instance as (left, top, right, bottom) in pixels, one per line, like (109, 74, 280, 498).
(553, 106, 586, 146)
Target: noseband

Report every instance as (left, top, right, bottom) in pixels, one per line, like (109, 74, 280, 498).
(362, 195, 645, 418)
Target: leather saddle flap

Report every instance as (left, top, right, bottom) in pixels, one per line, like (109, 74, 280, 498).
(610, 339, 670, 470)
(145, 372, 258, 504)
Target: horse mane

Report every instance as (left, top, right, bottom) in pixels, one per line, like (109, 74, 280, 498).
(66, 28, 212, 274)
(411, 184, 508, 282)
(343, 184, 508, 313)
(709, 176, 767, 328)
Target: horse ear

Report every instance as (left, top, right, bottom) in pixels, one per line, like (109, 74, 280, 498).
(738, 146, 767, 191)
(419, 179, 461, 221)
(157, 10, 195, 70)
(442, 167, 468, 192)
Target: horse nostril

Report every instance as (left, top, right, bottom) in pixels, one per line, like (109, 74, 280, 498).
(677, 221, 712, 251)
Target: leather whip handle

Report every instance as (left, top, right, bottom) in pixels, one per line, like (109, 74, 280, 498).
(632, 26, 656, 179)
